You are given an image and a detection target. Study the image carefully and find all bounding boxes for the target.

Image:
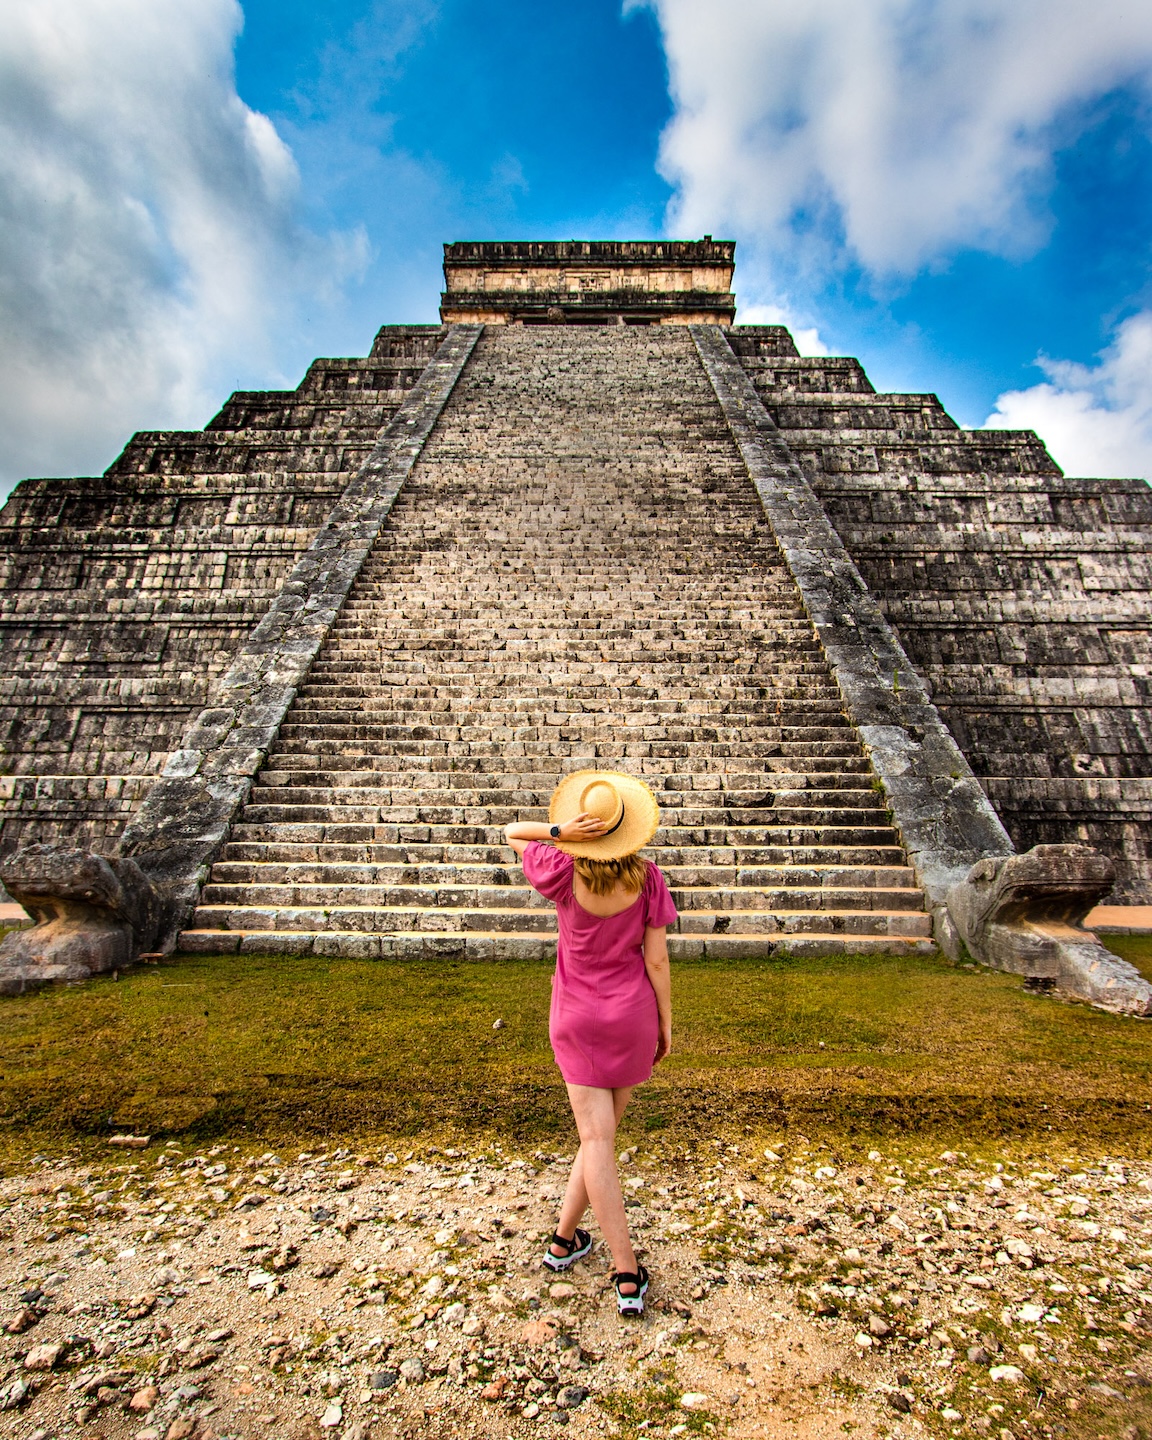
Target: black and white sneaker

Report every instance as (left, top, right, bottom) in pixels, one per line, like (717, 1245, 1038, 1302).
(542, 1228, 593, 1272)
(613, 1264, 649, 1317)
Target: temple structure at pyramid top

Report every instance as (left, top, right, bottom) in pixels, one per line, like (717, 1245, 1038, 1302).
(439, 238, 737, 325)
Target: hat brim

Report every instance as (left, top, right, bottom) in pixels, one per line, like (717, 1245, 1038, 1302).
(548, 770, 661, 859)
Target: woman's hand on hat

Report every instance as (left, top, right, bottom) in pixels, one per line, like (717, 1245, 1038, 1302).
(557, 811, 607, 841)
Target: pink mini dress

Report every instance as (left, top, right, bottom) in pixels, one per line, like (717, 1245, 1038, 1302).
(521, 842, 679, 1088)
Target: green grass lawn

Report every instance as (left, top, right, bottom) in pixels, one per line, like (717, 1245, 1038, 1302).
(1101, 930, 1152, 983)
(0, 942, 1150, 1156)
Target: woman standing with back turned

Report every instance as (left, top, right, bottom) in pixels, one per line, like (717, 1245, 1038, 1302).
(504, 770, 677, 1316)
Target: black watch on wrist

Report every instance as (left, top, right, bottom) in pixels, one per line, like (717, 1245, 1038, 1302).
(549, 824, 561, 839)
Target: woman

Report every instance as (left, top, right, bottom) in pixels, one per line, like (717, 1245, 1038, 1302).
(504, 770, 677, 1317)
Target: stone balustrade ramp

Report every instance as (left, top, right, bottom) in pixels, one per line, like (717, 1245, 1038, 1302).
(178, 325, 935, 960)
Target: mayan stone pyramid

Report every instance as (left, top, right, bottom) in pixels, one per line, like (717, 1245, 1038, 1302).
(0, 240, 1148, 1012)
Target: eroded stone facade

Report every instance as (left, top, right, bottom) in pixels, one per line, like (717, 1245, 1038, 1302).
(440, 239, 736, 325)
(0, 326, 446, 852)
(728, 335, 1152, 898)
(0, 240, 1147, 926)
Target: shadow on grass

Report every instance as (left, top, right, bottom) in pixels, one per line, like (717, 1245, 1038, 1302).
(0, 949, 1150, 1153)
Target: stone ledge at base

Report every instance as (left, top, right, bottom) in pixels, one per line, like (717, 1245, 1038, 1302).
(0, 845, 161, 994)
(945, 844, 1152, 1016)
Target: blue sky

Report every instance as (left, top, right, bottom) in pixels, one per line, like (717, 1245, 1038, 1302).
(235, 0, 1152, 424)
(232, 0, 676, 357)
(2, 0, 1151, 489)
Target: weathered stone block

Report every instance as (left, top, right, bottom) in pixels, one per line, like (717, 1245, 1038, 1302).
(0, 845, 160, 993)
(947, 844, 1151, 1015)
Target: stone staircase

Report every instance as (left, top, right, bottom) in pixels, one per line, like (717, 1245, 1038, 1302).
(178, 325, 935, 960)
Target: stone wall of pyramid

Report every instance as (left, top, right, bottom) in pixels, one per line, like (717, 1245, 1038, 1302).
(0, 241, 1147, 927)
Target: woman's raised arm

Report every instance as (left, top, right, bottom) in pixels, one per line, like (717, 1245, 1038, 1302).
(503, 812, 606, 858)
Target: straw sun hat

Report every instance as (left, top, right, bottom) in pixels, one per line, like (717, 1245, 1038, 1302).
(548, 770, 661, 860)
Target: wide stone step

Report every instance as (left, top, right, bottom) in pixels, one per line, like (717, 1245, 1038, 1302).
(176, 928, 937, 960)
(252, 766, 873, 790)
(268, 737, 862, 756)
(318, 622, 818, 635)
(306, 654, 834, 672)
(271, 723, 854, 746)
(283, 698, 848, 719)
(337, 576, 801, 591)
(324, 632, 826, 649)
(187, 903, 933, 939)
(279, 695, 852, 713)
(236, 802, 890, 828)
(332, 591, 811, 606)
(288, 687, 848, 704)
(290, 682, 837, 702)
(198, 880, 924, 913)
(296, 677, 847, 695)
(248, 778, 882, 802)
(331, 604, 812, 622)
(282, 700, 853, 716)
(286, 677, 844, 695)
(286, 711, 850, 732)
(224, 822, 904, 847)
(327, 636, 815, 650)
(209, 858, 916, 888)
(327, 637, 820, 652)
(275, 718, 856, 738)
(267, 741, 864, 764)
(263, 743, 875, 766)
(238, 788, 889, 812)
(220, 840, 910, 867)
(285, 707, 849, 729)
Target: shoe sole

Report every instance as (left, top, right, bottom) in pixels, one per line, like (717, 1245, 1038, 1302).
(542, 1241, 593, 1272)
(615, 1280, 649, 1316)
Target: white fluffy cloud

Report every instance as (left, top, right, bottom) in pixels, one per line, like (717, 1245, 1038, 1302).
(985, 312, 1152, 481)
(0, 0, 338, 492)
(636, 0, 1152, 274)
(636, 0, 1152, 479)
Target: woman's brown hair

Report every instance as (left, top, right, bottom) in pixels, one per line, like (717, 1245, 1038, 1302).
(574, 852, 649, 896)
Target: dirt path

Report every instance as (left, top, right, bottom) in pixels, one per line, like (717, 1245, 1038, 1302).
(0, 1139, 1149, 1440)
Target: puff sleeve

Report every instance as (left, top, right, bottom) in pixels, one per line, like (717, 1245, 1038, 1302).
(521, 841, 576, 902)
(643, 863, 679, 929)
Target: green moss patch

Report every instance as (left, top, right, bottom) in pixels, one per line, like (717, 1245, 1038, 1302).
(1101, 931, 1152, 983)
(0, 950, 1150, 1153)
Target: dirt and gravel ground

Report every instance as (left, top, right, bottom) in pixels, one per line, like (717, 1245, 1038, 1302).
(0, 1137, 1149, 1440)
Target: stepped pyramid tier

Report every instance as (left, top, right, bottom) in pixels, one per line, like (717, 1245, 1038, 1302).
(0, 238, 1147, 1015)
(728, 338, 1152, 902)
(0, 325, 447, 852)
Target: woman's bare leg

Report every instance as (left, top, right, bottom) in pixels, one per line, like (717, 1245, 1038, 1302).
(552, 1085, 638, 1287)
(552, 1148, 589, 1250)
(552, 1086, 632, 1249)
